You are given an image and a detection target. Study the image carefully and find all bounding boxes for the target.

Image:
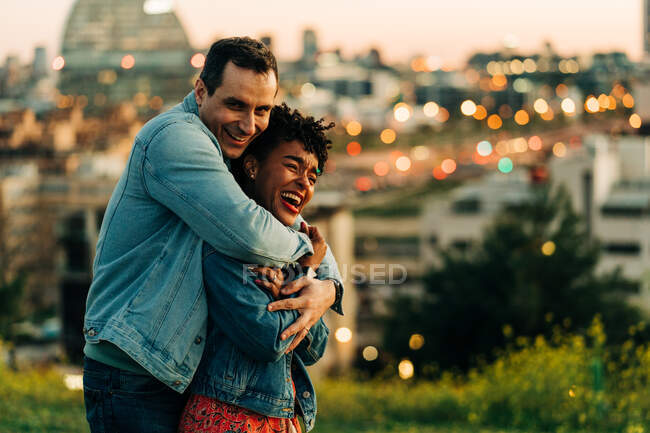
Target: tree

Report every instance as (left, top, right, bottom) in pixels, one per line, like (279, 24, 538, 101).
(383, 186, 643, 373)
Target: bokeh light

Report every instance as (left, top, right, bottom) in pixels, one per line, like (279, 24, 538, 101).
(514, 110, 529, 125)
(629, 114, 642, 129)
(395, 156, 412, 172)
(190, 53, 205, 68)
(355, 177, 372, 192)
(409, 334, 425, 350)
(398, 359, 414, 380)
(473, 105, 488, 120)
(533, 98, 549, 114)
(394, 102, 411, 122)
(622, 93, 635, 108)
(460, 100, 477, 116)
(411, 146, 430, 161)
(301, 82, 316, 98)
(555, 83, 569, 98)
(423, 102, 440, 118)
(436, 107, 450, 123)
(335, 327, 352, 343)
(374, 161, 390, 177)
(528, 136, 543, 151)
(553, 142, 567, 157)
(121, 54, 136, 69)
(441, 158, 457, 174)
(540, 108, 554, 121)
(346, 141, 362, 156)
(346, 120, 362, 136)
(561, 98, 576, 115)
(476, 140, 493, 156)
(585, 96, 600, 113)
(52, 56, 65, 71)
(432, 166, 447, 180)
(542, 241, 556, 256)
(362, 346, 379, 361)
(380, 128, 396, 144)
(487, 114, 502, 130)
(498, 157, 513, 173)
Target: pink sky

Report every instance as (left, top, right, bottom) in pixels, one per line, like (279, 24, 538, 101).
(0, 0, 643, 66)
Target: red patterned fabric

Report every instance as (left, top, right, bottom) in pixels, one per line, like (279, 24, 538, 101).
(178, 393, 302, 433)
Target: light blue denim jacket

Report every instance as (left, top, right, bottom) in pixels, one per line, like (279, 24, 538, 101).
(83, 91, 343, 393)
(191, 244, 329, 432)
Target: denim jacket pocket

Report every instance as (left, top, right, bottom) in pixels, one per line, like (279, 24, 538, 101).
(225, 343, 259, 391)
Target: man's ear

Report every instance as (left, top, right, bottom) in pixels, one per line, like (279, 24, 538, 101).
(194, 78, 207, 107)
(243, 155, 259, 180)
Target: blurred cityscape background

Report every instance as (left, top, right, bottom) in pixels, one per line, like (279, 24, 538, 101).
(2, 0, 650, 431)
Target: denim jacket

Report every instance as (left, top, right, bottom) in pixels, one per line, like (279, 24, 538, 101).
(83, 92, 342, 393)
(191, 244, 329, 432)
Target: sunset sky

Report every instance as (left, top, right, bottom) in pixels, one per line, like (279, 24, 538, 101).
(0, 0, 643, 67)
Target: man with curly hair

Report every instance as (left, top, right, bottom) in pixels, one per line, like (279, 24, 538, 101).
(82, 37, 343, 433)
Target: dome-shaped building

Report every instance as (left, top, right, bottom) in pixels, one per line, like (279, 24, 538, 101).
(58, 0, 198, 111)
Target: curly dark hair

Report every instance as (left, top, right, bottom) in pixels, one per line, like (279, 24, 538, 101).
(200, 37, 278, 95)
(235, 104, 334, 182)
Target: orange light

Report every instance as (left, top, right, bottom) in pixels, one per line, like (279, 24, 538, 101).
(52, 56, 65, 71)
(380, 128, 396, 144)
(121, 54, 135, 69)
(585, 96, 599, 113)
(607, 95, 617, 110)
(533, 98, 549, 114)
(149, 96, 163, 110)
(355, 177, 372, 191)
(528, 136, 543, 151)
(460, 100, 477, 116)
(374, 161, 390, 176)
(441, 158, 457, 174)
(540, 108, 554, 121)
(622, 93, 635, 108)
(190, 53, 206, 69)
(487, 114, 502, 130)
(555, 83, 569, 98)
(597, 94, 609, 109)
(346, 141, 362, 156)
(346, 120, 362, 136)
(514, 110, 529, 125)
(473, 105, 488, 120)
(491, 74, 507, 88)
(436, 107, 450, 123)
(432, 166, 447, 180)
(630, 114, 642, 129)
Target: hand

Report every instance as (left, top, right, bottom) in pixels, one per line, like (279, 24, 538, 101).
(298, 222, 327, 271)
(267, 277, 336, 353)
(251, 267, 285, 299)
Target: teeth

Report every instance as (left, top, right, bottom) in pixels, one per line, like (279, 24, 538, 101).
(227, 130, 246, 142)
(281, 192, 302, 206)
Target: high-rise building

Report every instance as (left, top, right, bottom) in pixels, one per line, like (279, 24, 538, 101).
(58, 0, 196, 111)
(302, 28, 318, 64)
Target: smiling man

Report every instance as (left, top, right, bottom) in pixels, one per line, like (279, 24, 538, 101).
(82, 37, 343, 433)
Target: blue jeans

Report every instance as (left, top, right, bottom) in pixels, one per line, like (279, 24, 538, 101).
(83, 357, 188, 433)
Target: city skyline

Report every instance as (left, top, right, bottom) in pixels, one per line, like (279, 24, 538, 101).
(0, 0, 644, 67)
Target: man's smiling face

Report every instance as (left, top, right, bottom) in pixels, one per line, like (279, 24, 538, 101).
(195, 61, 277, 159)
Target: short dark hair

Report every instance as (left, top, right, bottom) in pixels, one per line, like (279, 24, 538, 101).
(200, 37, 278, 95)
(234, 103, 334, 184)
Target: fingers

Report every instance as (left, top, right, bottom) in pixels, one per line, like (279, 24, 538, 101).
(280, 277, 309, 296)
(279, 314, 310, 340)
(254, 278, 280, 299)
(285, 328, 310, 353)
(267, 297, 303, 312)
(300, 221, 308, 234)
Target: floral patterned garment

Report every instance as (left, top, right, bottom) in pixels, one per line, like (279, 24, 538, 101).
(178, 393, 302, 433)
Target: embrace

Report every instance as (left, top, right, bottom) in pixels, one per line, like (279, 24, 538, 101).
(82, 37, 344, 433)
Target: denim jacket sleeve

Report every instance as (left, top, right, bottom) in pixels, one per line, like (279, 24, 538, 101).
(293, 215, 344, 315)
(142, 121, 313, 266)
(294, 317, 329, 366)
(203, 246, 303, 363)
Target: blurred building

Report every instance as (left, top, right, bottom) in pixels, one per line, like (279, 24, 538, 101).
(421, 133, 650, 310)
(58, 0, 197, 111)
